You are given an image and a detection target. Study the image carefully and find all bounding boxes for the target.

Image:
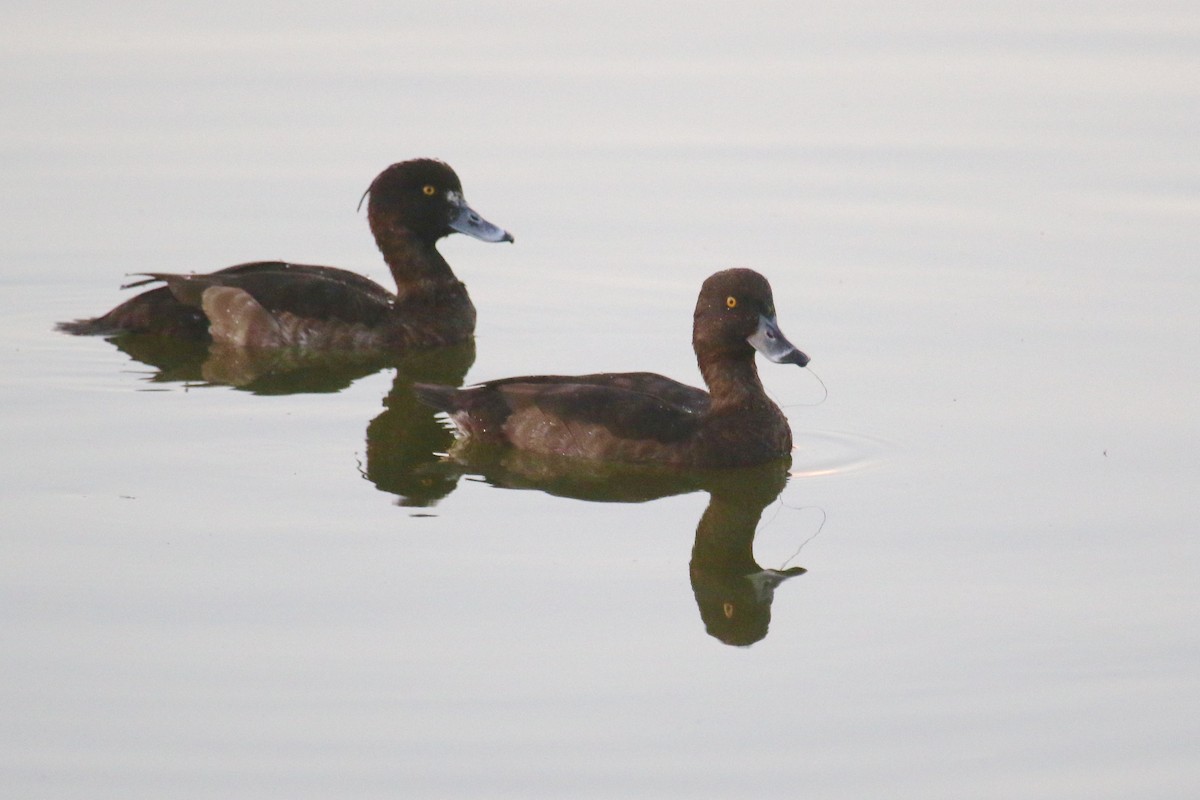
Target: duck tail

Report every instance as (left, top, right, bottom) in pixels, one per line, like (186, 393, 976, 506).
(412, 382, 461, 412)
(55, 315, 118, 335)
(56, 281, 209, 338)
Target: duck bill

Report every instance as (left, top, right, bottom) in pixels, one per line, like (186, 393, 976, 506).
(748, 314, 809, 367)
(447, 191, 514, 243)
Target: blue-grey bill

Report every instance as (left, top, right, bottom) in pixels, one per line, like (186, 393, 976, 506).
(748, 313, 809, 367)
(447, 192, 514, 243)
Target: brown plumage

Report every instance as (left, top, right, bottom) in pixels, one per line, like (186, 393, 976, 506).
(414, 269, 810, 468)
(57, 159, 513, 352)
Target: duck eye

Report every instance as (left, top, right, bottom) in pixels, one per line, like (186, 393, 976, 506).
(725, 296, 738, 309)
(422, 184, 437, 196)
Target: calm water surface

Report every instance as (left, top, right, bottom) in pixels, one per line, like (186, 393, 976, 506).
(3, 3, 1199, 798)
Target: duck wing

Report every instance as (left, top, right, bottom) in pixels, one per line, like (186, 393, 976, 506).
(418, 372, 711, 445)
(130, 261, 395, 327)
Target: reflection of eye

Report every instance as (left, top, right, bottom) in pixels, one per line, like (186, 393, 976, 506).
(723, 602, 735, 618)
(422, 185, 436, 196)
(725, 296, 737, 309)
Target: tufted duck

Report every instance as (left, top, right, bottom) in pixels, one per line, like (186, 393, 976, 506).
(57, 159, 512, 351)
(414, 268, 809, 468)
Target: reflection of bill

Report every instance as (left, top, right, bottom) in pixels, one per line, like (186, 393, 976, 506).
(689, 468, 808, 646)
(423, 450, 812, 646)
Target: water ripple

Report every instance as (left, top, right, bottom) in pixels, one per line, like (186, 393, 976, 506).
(789, 429, 890, 479)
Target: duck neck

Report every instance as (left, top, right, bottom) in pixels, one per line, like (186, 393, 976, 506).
(690, 492, 763, 573)
(373, 223, 466, 302)
(697, 349, 772, 414)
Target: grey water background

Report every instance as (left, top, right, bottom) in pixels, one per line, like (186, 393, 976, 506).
(3, 2, 1199, 797)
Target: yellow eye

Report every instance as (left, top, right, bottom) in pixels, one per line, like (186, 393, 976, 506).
(725, 296, 737, 309)
(422, 184, 436, 196)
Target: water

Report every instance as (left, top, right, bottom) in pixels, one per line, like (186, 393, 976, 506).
(4, 3, 1199, 797)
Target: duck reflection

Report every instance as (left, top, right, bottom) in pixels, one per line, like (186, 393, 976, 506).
(688, 462, 807, 646)
(104, 329, 476, 399)
(106, 331, 476, 501)
(413, 447, 807, 645)
(108, 333, 395, 394)
(361, 342, 475, 506)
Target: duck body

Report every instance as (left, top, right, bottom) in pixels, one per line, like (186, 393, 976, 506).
(58, 159, 512, 352)
(415, 269, 810, 469)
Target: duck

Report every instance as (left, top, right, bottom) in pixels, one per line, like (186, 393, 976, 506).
(414, 268, 809, 468)
(57, 159, 513, 351)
